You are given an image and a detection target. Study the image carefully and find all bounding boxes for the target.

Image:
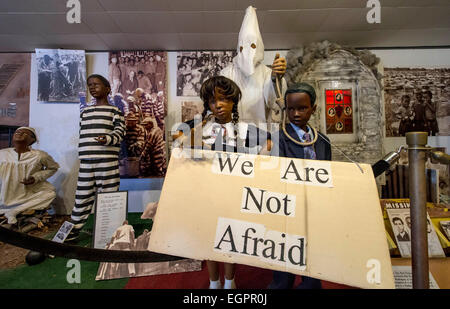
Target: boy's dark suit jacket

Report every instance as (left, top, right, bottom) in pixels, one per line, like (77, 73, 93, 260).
(276, 124, 332, 161)
(269, 124, 331, 289)
(397, 231, 410, 242)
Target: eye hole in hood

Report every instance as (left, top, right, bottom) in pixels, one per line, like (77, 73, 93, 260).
(234, 6, 265, 77)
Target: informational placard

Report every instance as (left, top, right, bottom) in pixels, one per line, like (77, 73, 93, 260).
(383, 199, 445, 258)
(148, 149, 395, 289)
(392, 266, 439, 289)
(93, 191, 128, 249)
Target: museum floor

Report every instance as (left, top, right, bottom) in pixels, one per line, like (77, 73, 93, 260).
(0, 256, 354, 289)
(0, 213, 353, 289)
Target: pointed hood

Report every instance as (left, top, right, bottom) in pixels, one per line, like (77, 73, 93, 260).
(234, 6, 265, 77)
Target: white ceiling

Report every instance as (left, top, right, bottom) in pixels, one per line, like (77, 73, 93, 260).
(0, 0, 449, 52)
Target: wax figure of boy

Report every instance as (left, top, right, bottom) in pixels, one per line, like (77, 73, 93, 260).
(0, 127, 59, 224)
(173, 76, 272, 289)
(66, 74, 125, 242)
(268, 82, 331, 289)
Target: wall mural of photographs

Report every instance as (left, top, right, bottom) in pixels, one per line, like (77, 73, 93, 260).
(36, 49, 86, 103)
(108, 51, 168, 178)
(384, 68, 450, 137)
(176, 51, 236, 97)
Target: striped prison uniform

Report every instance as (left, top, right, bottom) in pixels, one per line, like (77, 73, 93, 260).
(139, 127, 166, 177)
(124, 124, 145, 157)
(140, 99, 153, 119)
(67, 105, 125, 241)
(141, 98, 165, 129)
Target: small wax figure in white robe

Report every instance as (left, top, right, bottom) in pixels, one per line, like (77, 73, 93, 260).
(221, 6, 287, 126)
(0, 127, 59, 224)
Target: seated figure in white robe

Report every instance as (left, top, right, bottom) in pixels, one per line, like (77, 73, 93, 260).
(0, 127, 59, 224)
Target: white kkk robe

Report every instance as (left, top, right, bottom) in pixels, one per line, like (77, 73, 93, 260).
(0, 148, 59, 224)
(221, 6, 287, 125)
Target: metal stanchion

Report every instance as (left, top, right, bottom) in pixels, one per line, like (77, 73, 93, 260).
(406, 132, 429, 289)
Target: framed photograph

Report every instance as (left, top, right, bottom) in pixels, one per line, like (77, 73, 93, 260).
(384, 67, 450, 137)
(36, 49, 86, 103)
(93, 191, 128, 249)
(176, 51, 236, 97)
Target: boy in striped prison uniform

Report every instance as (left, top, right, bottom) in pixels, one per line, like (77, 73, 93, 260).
(66, 74, 125, 242)
(139, 117, 166, 177)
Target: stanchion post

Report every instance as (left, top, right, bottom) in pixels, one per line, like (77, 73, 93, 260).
(406, 132, 429, 289)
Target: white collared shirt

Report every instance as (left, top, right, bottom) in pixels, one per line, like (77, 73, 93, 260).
(202, 117, 248, 147)
(289, 123, 314, 142)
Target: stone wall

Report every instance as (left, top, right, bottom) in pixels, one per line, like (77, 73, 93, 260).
(299, 49, 384, 165)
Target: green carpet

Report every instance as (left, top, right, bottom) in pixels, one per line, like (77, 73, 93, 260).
(0, 213, 152, 289)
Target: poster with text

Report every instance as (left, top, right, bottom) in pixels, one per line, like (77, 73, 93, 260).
(0, 53, 30, 127)
(384, 199, 445, 258)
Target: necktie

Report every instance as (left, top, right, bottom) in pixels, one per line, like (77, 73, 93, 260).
(303, 133, 316, 160)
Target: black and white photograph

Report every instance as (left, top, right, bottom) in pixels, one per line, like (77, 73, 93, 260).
(392, 216, 410, 242)
(181, 101, 204, 122)
(108, 51, 168, 178)
(96, 226, 202, 281)
(36, 49, 86, 103)
(440, 220, 450, 241)
(384, 67, 450, 137)
(51, 221, 74, 243)
(176, 51, 236, 97)
(385, 200, 445, 258)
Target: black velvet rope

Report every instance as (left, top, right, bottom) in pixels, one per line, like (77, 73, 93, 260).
(0, 226, 183, 263)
